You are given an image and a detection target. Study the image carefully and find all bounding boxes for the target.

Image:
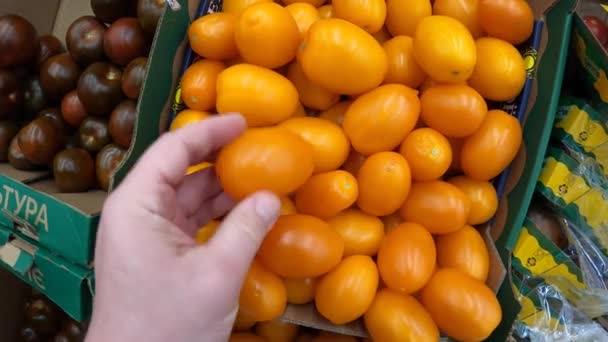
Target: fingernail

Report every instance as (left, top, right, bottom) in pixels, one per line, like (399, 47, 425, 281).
(255, 192, 281, 224)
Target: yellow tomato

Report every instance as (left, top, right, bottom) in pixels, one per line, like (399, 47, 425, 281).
(381, 212, 403, 232)
(386, 0, 431, 37)
(280, 196, 297, 215)
(295, 170, 358, 219)
(283, 277, 317, 304)
(282, 0, 326, 6)
(180, 60, 225, 111)
(468, 37, 526, 101)
(318, 101, 351, 125)
(223, 0, 272, 15)
(432, 0, 484, 38)
(233, 310, 257, 331)
(382, 36, 426, 88)
(287, 62, 340, 111)
(372, 26, 392, 44)
(255, 320, 299, 342)
(235, 2, 300, 68)
(169, 109, 210, 131)
(318, 5, 332, 19)
(328, 209, 385, 257)
(315, 255, 379, 324)
(448, 175, 498, 225)
(239, 261, 287, 322)
(188, 13, 238, 60)
(436, 225, 490, 282)
(216, 64, 299, 127)
(194, 220, 220, 244)
(285, 2, 320, 40)
(413, 15, 476, 83)
(292, 102, 306, 117)
(299, 19, 388, 95)
(332, 0, 387, 33)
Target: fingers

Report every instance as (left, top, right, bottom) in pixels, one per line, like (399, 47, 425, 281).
(204, 191, 281, 276)
(184, 192, 236, 236)
(126, 114, 246, 189)
(176, 167, 223, 218)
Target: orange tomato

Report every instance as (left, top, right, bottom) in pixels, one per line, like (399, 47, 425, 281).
(280, 196, 297, 215)
(343, 84, 420, 155)
(381, 212, 403, 232)
(448, 137, 464, 173)
(189, 13, 238, 60)
(317, 5, 332, 19)
(255, 320, 298, 342)
(287, 62, 339, 111)
(432, 0, 484, 38)
(436, 225, 490, 282)
(382, 36, 426, 88)
(258, 214, 344, 278)
(282, 0, 326, 6)
(239, 261, 287, 321)
(285, 3, 320, 40)
(421, 268, 502, 342)
(479, 0, 534, 45)
(461, 109, 522, 181)
(400, 181, 471, 235)
(229, 333, 267, 342)
(186, 162, 213, 175)
(194, 220, 220, 244)
(279, 117, 350, 173)
(298, 19, 388, 95)
(180, 60, 225, 111)
(386, 0, 431, 37)
(413, 15, 476, 83)
(292, 102, 306, 117)
(332, 0, 387, 33)
(420, 84, 488, 138)
(468, 37, 526, 102)
(223, 0, 272, 15)
(341, 149, 366, 176)
(399, 127, 452, 181)
(372, 26, 392, 43)
(377, 222, 436, 294)
(364, 289, 439, 342)
(216, 64, 299, 127)
(312, 333, 357, 342)
(283, 277, 317, 304)
(216, 127, 314, 199)
(357, 152, 411, 216)
(315, 255, 379, 324)
(233, 310, 257, 331)
(318, 101, 351, 126)
(448, 175, 498, 225)
(235, 3, 300, 68)
(328, 209, 385, 256)
(169, 109, 210, 131)
(295, 170, 358, 218)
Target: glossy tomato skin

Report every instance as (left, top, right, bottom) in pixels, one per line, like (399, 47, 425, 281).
(357, 152, 412, 216)
(448, 175, 498, 225)
(421, 268, 502, 342)
(479, 0, 534, 45)
(413, 15, 476, 83)
(420, 84, 488, 138)
(315, 255, 379, 324)
(279, 117, 349, 173)
(233, 310, 257, 331)
(280, 196, 297, 216)
(332, 0, 387, 33)
(318, 5, 332, 19)
(189, 13, 238, 60)
(433, 0, 483, 38)
(283, 277, 317, 304)
(364, 289, 439, 342)
(436, 225, 490, 282)
(299, 19, 388, 95)
(318, 100, 351, 126)
(285, 3, 319, 40)
(223, 0, 272, 15)
(217, 64, 299, 127)
(382, 36, 426, 88)
(239, 261, 287, 322)
(258, 214, 344, 278)
(400, 181, 471, 235)
(287, 62, 339, 111)
(216, 128, 314, 199)
(169, 110, 210, 131)
(295, 170, 358, 219)
(584, 16, 608, 46)
(343, 84, 420, 155)
(377, 223, 436, 294)
(461, 109, 522, 181)
(386, 0, 431, 37)
(180, 60, 225, 112)
(255, 320, 299, 342)
(328, 209, 385, 256)
(399, 127, 452, 181)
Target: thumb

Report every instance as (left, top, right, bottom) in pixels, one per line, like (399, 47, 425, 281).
(206, 191, 281, 276)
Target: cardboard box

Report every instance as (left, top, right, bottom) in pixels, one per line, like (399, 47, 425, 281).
(0, 0, 172, 266)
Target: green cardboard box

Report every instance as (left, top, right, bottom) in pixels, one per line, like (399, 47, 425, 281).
(0, 226, 94, 322)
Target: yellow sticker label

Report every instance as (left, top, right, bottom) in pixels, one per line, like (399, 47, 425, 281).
(538, 157, 590, 204)
(555, 105, 608, 152)
(595, 69, 608, 103)
(601, 4, 608, 13)
(513, 285, 564, 332)
(592, 142, 608, 176)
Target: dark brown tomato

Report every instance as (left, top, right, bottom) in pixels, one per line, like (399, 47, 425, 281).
(34, 35, 65, 70)
(104, 17, 149, 66)
(63, 320, 85, 342)
(37, 108, 70, 137)
(17, 117, 64, 165)
(137, 0, 165, 35)
(39, 53, 81, 100)
(0, 69, 23, 118)
(77, 62, 123, 116)
(24, 296, 60, 337)
(8, 136, 36, 170)
(91, 0, 138, 24)
(122, 57, 147, 99)
(51, 333, 71, 342)
(109, 99, 137, 148)
(18, 324, 41, 342)
(61, 90, 88, 127)
(79, 117, 111, 153)
(0, 14, 38, 67)
(53, 148, 95, 192)
(23, 76, 48, 117)
(96, 143, 126, 191)
(0, 121, 18, 162)
(66, 16, 107, 66)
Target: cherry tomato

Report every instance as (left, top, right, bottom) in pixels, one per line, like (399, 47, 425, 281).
(386, 0, 432, 37)
(233, 310, 257, 331)
(318, 5, 332, 19)
(282, 0, 326, 6)
(382, 36, 426, 88)
(436, 225, 490, 282)
(433, 0, 484, 38)
(223, 0, 272, 15)
(584, 16, 608, 46)
(332, 0, 387, 33)
(189, 13, 238, 60)
(180, 60, 225, 111)
(295, 170, 358, 219)
(399, 127, 452, 181)
(258, 215, 344, 278)
(283, 277, 317, 304)
(255, 320, 298, 342)
(448, 175, 498, 225)
(315, 255, 379, 324)
(287, 62, 339, 111)
(479, 0, 534, 45)
(318, 100, 352, 126)
(239, 261, 287, 322)
(328, 208, 385, 256)
(285, 3, 320, 40)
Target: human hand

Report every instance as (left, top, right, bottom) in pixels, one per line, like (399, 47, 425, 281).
(86, 114, 281, 342)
